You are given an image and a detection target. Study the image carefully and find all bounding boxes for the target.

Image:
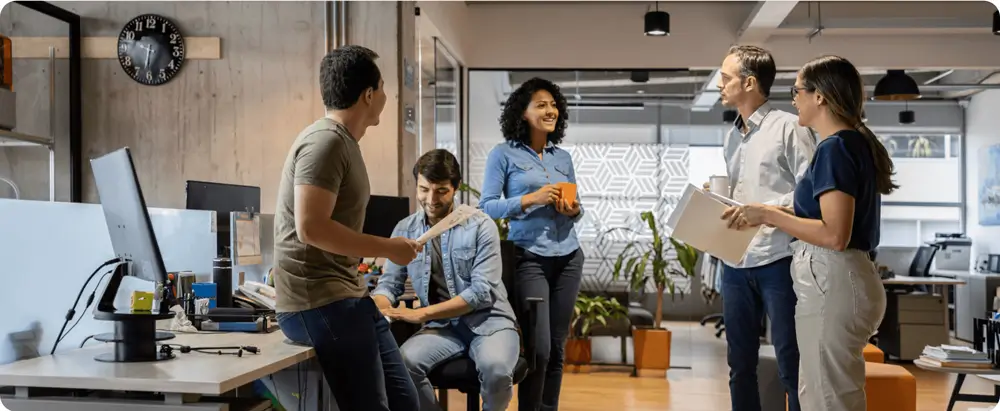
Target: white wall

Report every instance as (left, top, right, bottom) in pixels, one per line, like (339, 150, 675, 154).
(965, 89, 1000, 263)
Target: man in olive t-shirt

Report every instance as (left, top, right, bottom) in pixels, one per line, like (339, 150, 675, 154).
(271, 45, 421, 411)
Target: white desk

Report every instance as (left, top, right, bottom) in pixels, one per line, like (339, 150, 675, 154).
(0, 331, 314, 410)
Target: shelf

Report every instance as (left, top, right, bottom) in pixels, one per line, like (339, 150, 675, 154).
(0, 129, 53, 148)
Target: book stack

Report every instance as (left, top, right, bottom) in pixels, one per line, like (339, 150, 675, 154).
(920, 345, 994, 369)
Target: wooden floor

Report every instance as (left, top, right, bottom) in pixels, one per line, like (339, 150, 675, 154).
(439, 321, 997, 410)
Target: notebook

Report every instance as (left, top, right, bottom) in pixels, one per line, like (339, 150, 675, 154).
(666, 184, 760, 265)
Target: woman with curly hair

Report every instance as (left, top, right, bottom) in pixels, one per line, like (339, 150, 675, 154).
(479, 77, 583, 411)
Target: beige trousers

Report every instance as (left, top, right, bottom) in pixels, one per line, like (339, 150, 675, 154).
(790, 241, 886, 411)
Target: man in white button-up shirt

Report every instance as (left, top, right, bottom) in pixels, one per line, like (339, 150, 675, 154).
(715, 45, 817, 411)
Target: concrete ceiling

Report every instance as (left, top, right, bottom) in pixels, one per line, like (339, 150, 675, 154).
(458, 1, 1000, 69)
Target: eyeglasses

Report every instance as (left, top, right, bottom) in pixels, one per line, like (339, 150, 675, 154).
(790, 86, 811, 99)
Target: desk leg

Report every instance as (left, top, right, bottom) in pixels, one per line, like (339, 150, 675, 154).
(948, 373, 1000, 411)
(948, 373, 966, 411)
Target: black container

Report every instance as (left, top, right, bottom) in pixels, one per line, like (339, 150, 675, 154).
(213, 257, 233, 308)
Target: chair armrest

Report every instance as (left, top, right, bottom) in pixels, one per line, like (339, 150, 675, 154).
(523, 297, 544, 371)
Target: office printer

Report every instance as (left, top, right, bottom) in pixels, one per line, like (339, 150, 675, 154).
(931, 233, 972, 271)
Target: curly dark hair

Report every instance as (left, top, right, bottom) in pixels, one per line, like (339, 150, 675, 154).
(499, 77, 569, 146)
(320, 45, 381, 110)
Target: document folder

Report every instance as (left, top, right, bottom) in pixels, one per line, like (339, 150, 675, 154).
(666, 184, 760, 265)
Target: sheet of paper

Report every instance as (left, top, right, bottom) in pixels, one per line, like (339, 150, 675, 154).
(667, 183, 760, 265)
(415, 204, 480, 245)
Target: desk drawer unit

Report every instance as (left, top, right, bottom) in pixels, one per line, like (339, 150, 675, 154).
(878, 293, 948, 360)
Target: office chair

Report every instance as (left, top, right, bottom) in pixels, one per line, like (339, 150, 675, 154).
(397, 241, 542, 411)
(908, 246, 937, 278)
(905, 246, 938, 293)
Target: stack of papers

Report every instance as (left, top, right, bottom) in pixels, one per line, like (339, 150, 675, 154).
(666, 184, 760, 265)
(920, 345, 993, 369)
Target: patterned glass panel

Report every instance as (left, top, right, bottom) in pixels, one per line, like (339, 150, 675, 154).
(467, 142, 692, 294)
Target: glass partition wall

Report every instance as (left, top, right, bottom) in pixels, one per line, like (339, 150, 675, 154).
(0, 2, 81, 202)
(416, 33, 462, 161)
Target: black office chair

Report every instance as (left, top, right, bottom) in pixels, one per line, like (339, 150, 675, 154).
(906, 245, 938, 293)
(398, 241, 542, 411)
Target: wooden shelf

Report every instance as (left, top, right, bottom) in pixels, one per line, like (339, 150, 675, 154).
(10, 37, 221, 60)
(0, 129, 53, 148)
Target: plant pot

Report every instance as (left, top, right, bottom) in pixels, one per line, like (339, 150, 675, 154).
(633, 327, 671, 377)
(564, 337, 592, 373)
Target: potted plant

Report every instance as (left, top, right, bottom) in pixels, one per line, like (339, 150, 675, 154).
(611, 210, 698, 377)
(566, 294, 627, 373)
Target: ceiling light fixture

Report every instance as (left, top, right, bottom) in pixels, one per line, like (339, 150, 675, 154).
(873, 70, 921, 101)
(644, 2, 670, 36)
(993, 10, 999, 35)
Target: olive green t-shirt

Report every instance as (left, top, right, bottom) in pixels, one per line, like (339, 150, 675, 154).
(272, 118, 370, 312)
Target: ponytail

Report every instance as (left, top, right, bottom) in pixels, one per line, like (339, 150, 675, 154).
(856, 124, 899, 195)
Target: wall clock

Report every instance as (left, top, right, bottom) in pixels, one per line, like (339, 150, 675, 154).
(117, 14, 185, 86)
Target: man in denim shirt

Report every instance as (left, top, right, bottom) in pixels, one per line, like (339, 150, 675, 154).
(373, 149, 520, 411)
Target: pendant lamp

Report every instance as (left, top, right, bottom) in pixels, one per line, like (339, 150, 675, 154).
(873, 70, 921, 101)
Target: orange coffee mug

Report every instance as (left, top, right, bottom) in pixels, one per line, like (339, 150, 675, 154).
(556, 182, 577, 207)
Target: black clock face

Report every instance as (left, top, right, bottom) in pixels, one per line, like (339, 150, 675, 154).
(117, 14, 185, 86)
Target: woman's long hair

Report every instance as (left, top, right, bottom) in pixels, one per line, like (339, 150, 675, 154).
(799, 55, 899, 195)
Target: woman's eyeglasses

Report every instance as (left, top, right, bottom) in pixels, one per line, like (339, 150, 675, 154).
(789, 86, 810, 99)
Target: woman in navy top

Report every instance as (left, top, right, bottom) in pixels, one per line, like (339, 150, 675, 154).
(731, 55, 895, 411)
(479, 77, 583, 411)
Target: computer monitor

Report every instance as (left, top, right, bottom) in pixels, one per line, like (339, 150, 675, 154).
(185, 180, 261, 257)
(90, 147, 176, 363)
(363, 195, 411, 238)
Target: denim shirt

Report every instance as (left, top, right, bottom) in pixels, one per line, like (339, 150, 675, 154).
(372, 210, 517, 336)
(479, 141, 583, 257)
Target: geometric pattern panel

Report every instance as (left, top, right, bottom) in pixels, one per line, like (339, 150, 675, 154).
(466, 142, 692, 295)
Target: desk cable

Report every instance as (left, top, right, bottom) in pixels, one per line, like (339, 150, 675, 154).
(159, 343, 260, 357)
(50, 258, 123, 355)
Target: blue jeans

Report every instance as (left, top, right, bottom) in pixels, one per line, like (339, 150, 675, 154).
(722, 257, 800, 411)
(277, 297, 419, 411)
(400, 323, 520, 411)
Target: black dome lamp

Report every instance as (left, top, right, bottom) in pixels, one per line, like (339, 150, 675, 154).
(644, 2, 670, 36)
(873, 70, 921, 101)
(993, 10, 999, 35)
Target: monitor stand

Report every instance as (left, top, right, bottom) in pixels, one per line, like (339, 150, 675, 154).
(92, 264, 176, 363)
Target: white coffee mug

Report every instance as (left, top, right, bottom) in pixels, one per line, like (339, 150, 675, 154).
(709, 175, 730, 197)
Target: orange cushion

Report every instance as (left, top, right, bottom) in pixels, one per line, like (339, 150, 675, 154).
(784, 362, 914, 411)
(863, 343, 885, 363)
(865, 362, 916, 411)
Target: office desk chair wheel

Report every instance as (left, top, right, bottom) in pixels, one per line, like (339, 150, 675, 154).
(715, 325, 726, 339)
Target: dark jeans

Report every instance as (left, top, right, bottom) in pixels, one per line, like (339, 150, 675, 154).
(722, 257, 800, 411)
(514, 247, 584, 411)
(276, 297, 419, 411)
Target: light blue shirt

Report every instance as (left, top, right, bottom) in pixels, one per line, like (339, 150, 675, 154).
(372, 209, 517, 336)
(479, 141, 583, 257)
(723, 102, 818, 268)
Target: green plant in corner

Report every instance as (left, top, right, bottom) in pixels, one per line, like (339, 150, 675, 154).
(458, 182, 509, 240)
(611, 211, 698, 329)
(570, 294, 628, 339)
